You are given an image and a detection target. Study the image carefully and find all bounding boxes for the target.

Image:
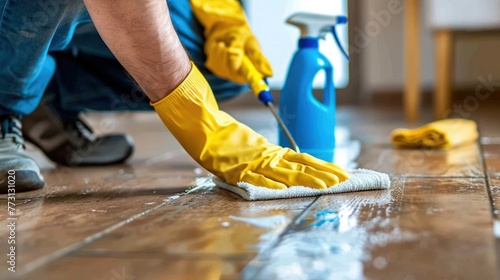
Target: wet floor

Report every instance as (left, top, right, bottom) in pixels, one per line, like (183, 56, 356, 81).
(1, 102, 500, 280)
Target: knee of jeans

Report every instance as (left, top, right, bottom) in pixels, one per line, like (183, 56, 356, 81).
(0, 55, 56, 100)
(45, 1, 90, 50)
(13, 1, 87, 32)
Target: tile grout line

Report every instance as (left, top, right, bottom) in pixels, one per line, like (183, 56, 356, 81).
(477, 133, 500, 276)
(266, 195, 322, 250)
(478, 139, 499, 221)
(275, 196, 322, 240)
(240, 195, 322, 278)
(14, 192, 188, 278)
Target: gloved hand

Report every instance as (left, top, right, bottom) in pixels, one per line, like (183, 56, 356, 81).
(152, 62, 349, 190)
(189, 0, 273, 85)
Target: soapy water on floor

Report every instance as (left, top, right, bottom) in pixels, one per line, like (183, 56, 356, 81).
(236, 187, 420, 280)
(187, 177, 423, 280)
(230, 215, 290, 230)
(174, 180, 418, 279)
(154, 176, 416, 278)
(228, 215, 292, 252)
(494, 220, 500, 238)
(165, 126, 415, 279)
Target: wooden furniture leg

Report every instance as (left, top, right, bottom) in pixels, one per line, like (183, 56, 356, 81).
(404, 0, 421, 123)
(434, 30, 454, 119)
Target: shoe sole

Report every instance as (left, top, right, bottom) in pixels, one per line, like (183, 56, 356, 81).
(0, 170, 45, 194)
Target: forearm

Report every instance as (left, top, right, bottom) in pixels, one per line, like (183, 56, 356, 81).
(83, 0, 191, 102)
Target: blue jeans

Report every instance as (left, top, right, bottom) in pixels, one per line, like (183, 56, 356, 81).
(0, 0, 246, 117)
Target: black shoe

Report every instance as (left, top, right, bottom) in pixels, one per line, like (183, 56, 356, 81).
(0, 115, 45, 193)
(22, 106, 134, 167)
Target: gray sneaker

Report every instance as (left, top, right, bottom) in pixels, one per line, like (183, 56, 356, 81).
(0, 116, 45, 193)
(22, 105, 134, 167)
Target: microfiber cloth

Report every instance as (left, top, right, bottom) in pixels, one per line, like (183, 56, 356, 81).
(205, 169, 390, 201)
(391, 118, 478, 149)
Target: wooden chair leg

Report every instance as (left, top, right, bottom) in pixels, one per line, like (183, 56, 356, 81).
(404, 0, 421, 123)
(434, 30, 454, 120)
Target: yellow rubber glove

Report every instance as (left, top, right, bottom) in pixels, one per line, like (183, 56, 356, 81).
(391, 119, 478, 149)
(152, 62, 349, 190)
(190, 0, 273, 84)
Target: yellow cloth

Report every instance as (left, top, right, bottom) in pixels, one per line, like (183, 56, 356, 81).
(152, 62, 349, 190)
(391, 119, 478, 149)
(189, 0, 273, 85)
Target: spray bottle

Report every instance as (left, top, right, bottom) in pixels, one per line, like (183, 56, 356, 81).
(278, 12, 349, 162)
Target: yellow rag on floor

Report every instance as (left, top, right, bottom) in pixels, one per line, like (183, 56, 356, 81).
(391, 119, 478, 149)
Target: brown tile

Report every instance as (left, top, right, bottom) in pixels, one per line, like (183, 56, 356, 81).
(0, 188, 192, 277)
(16, 257, 159, 280)
(141, 258, 249, 280)
(18, 256, 249, 280)
(6, 187, 314, 277)
(483, 142, 500, 179)
(1, 150, 208, 201)
(357, 143, 484, 177)
(79, 188, 315, 257)
(244, 178, 496, 279)
(365, 178, 496, 280)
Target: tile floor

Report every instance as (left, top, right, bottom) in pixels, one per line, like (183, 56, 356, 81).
(1, 101, 499, 280)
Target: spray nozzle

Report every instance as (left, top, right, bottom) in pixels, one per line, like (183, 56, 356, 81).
(286, 13, 349, 61)
(287, 13, 345, 38)
(337, 15, 347, 24)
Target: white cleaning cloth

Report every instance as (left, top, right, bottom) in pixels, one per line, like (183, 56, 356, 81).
(208, 169, 390, 201)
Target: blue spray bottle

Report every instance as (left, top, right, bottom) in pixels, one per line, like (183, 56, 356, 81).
(279, 12, 349, 162)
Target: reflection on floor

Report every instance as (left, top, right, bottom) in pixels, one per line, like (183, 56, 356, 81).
(1, 103, 499, 280)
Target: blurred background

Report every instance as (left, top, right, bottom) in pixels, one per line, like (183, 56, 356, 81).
(238, 0, 500, 119)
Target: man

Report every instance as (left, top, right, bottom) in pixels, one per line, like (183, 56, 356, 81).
(0, 0, 349, 193)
